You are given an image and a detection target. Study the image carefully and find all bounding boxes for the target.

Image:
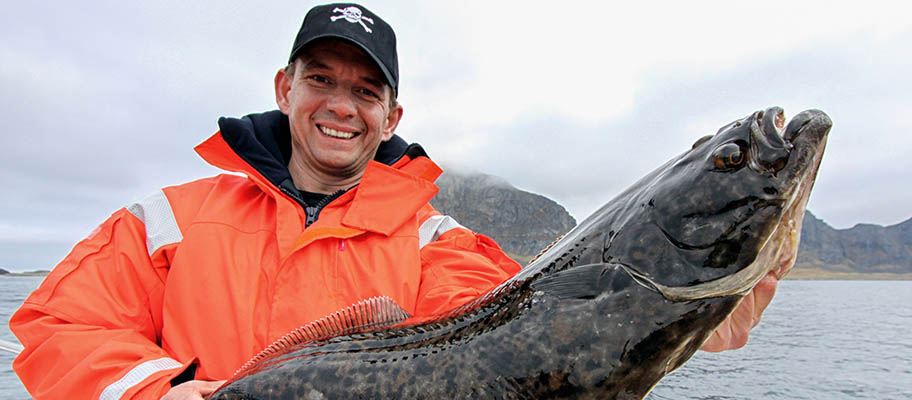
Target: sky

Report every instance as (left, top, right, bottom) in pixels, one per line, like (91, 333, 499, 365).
(1, 1, 910, 270)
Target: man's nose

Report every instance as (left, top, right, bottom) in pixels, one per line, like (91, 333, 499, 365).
(324, 88, 357, 118)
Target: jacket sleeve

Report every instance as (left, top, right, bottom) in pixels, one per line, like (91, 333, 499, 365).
(413, 211, 523, 317)
(10, 196, 193, 399)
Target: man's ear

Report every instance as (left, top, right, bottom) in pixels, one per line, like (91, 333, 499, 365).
(275, 67, 293, 115)
(381, 103, 404, 141)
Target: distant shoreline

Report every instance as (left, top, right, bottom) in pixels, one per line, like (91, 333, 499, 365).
(0, 271, 50, 277)
(785, 268, 912, 281)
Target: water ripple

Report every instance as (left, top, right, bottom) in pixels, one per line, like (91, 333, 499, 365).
(649, 280, 912, 399)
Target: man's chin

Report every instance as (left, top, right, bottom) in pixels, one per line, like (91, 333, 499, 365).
(314, 157, 372, 179)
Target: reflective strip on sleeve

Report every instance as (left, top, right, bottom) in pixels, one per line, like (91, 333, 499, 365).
(418, 215, 465, 249)
(98, 357, 182, 400)
(126, 190, 183, 256)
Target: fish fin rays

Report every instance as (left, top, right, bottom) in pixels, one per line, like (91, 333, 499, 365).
(231, 296, 411, 379)
(531, 263, 630, 300)
(305, 295, 413, 338)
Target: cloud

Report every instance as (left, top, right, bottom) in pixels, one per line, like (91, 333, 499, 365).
(409, 25, 912, 229)
(0, 0, 910, 269)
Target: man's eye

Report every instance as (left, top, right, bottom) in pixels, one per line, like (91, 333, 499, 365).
(306, 75, 330, 84)
(356, 88, 380, 99)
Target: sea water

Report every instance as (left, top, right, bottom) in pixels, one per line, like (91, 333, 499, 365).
(1, 276, 41, 400)
(647, 280, 912, 399)
(2, 277, 910, 399)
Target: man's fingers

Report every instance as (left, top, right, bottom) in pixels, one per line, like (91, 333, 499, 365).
(726, 295, 755, 349)
(699, 327, 728, 352)
(699, 272, 782, 352)
(161, 380, 228, 400)
(199, 380, 227, 395)
(750, 272, 780, 327)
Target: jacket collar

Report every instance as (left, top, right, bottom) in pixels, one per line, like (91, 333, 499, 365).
(194, 111, 441, 254)
(343, 156, 441, 235)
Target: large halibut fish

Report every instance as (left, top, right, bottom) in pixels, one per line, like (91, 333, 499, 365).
(210, 107, 831, 399)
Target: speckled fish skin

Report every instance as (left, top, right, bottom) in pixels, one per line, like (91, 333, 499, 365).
(210, 108, 831, 400)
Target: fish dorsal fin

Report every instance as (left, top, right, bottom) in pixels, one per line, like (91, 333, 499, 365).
(530, 263, 628, 300)
(232, 295, 411, 378)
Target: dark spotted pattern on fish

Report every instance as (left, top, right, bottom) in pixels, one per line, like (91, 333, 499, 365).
(210, 107, 831, 400)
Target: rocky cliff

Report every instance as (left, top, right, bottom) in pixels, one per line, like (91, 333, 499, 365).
(796, 211, 912, 274)
(430, 170, 576, 263)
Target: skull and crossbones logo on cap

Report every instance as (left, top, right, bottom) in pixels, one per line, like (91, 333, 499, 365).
(330, 6, 375, 33)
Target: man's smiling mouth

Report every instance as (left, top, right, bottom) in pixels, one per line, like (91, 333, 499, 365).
(319, 125, 358, 139)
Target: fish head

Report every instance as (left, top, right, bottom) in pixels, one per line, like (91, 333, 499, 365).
(602, 107, 830, 300)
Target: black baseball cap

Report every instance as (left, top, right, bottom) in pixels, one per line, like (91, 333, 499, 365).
(289, 3, 399, 96)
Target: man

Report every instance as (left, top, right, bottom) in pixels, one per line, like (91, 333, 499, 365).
(11, 3, 781, 399)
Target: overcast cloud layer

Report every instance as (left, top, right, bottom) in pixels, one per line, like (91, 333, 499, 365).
(2, 1, 910, 270)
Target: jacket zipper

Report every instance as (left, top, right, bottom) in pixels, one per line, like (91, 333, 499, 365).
(312, 189, 346, 227)
(279, 186, 346, 228)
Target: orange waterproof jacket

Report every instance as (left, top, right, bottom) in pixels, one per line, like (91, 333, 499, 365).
(10, 111, 521, 399)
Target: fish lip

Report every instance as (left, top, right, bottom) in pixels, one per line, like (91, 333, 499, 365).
(748, 107, 791, 174)
(744, 108, 831, 176)
(785, 109, 832, 143)
(758, 106, 787, 139)
(779, 110, 831, 193)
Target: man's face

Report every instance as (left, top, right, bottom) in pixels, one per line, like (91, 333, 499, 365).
(275, 39, 402, 183)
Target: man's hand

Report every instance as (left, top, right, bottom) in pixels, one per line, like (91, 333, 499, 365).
(700, 270, 780, 352)
(161, 380, 226, 400)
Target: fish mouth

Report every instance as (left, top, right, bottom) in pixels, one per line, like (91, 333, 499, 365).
(748, 107, 791, 174)
(624, 109, 831, 301)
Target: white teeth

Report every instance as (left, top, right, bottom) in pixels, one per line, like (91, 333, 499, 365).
(320, 126, 356, 139)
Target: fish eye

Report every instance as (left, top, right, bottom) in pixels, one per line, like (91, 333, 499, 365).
(729, 150, 743, 165)
(692, 135, 714, 150)
(713, 143, 746, 169)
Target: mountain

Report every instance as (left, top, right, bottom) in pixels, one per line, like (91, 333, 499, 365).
(431, 170, 912, 277)
(430, 170, 576, 263)
(795, 211, 912, 274)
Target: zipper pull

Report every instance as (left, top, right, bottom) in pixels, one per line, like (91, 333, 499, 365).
(305, 206, 318, 227)
(339, 240, 346, 251)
